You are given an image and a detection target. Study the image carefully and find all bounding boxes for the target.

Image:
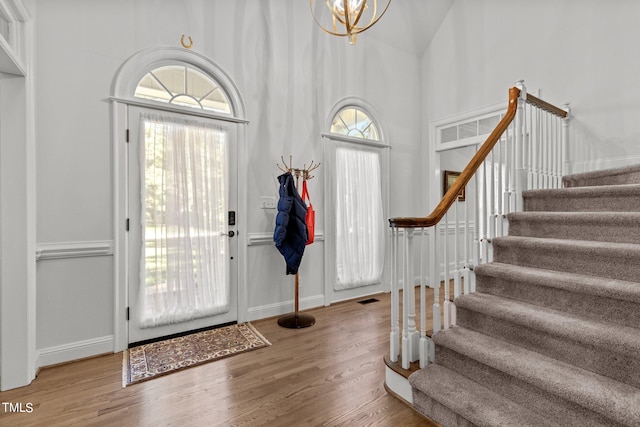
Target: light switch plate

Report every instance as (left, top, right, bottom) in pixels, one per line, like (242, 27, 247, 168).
(261, 196, 276, 209)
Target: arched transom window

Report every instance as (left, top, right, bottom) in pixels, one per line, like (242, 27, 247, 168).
(134, 65, 231, 113)
(330, 106, 379, 140)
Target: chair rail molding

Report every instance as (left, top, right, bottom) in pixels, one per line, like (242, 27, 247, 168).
(36, 240, 114, 261)
(248, 231, 324, 246)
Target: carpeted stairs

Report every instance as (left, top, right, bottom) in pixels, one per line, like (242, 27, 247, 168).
(408, 165, 640, 426)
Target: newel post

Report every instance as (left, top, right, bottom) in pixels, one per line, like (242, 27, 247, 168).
(402, 228, 419, 369)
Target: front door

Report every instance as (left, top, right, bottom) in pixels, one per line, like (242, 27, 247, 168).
(127, 106, 238, 345)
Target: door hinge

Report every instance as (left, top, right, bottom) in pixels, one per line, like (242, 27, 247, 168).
(126, 129, 129, 143)
(126, 218, 130, 231)
(126, 307, 130, 321)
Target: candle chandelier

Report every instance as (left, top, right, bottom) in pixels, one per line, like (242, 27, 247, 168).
(310, 0, 392, 45)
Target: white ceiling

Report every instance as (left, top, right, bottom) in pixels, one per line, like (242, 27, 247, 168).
(364, 0, 454, 57)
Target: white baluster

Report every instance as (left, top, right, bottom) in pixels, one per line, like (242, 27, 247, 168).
(463, 186, 470, 296)
(496, 140, 504, 237)
(443, 214, 450, 330)
(545, 113, 550, 187)
(419, 228, 429, 368)
(471, 170, 480, 293)
(514, 80, 527, 211)
(452, 203, 460, 326)
(562, 104, 571, 177)
(531, 105, 536, 181)
(462, 229, 477, 295)
(431, 225, 441, 345)
(390, 227, 399, 363)
(555, 115, 562, 187)
(523, 103, 531, 190)
(489, 151, 496, 242)
(537, 108, 544, 189)
(480, 160, 490, 263)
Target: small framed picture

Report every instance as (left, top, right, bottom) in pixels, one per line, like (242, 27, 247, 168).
(443, 170, 465, 201)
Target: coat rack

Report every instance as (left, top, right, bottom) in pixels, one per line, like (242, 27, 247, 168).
(276, 155, 320, 329)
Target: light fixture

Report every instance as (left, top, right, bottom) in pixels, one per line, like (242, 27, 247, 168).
(310, 0, 392, 45)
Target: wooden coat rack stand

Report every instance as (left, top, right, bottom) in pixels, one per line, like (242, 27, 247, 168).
(276, 155, 320, 329)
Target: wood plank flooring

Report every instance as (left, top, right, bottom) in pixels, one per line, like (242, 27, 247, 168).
(0, 292, 436, 426)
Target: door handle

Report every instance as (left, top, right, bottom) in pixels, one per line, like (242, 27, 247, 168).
(221, 230, 235, 238)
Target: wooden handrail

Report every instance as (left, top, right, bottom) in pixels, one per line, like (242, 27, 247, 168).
(525, 93, 568, 118)
(389, 87, 521, 228)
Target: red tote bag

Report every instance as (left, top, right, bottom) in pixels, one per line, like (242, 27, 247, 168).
(301, 180, 315, 245)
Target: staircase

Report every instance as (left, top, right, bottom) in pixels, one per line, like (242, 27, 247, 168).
(408, 165, 640, 426)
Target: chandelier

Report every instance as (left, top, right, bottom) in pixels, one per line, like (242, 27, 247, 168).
(310, 0, 392, 45)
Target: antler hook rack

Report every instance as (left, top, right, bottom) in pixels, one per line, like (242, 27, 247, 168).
(276, 155, 321, 181)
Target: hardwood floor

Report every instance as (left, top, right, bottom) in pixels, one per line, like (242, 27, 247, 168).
(0, 292, 436, 426)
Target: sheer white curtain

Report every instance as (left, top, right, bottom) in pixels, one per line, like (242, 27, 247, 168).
(335, 145, 385, 290)
(139, 114, 230, 328)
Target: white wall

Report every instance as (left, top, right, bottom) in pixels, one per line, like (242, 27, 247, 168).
(33, 0, 421, 364)
(422, 0, 640, 195)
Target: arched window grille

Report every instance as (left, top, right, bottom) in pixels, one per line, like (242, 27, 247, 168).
(134, 65, 231, 114)
(330, 106, 380, 141)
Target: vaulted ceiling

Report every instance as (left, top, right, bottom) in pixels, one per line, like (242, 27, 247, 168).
(365, 0, 454, 57)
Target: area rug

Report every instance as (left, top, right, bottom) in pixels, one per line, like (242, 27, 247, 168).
(123, 322, 270, 386)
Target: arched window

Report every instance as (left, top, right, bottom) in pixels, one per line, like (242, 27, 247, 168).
(134, 65, 231, 113)
(323, 98, 389, 302)
(330, 106, 379, 140)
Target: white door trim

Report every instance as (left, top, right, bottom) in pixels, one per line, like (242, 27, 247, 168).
(110, 48, 248, 352)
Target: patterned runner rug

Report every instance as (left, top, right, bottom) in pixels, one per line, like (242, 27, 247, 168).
(123, 322, 270, 386)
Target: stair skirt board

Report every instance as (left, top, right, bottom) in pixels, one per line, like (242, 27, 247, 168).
(385, 366, 413, 404)
(405, 166, 640, 427)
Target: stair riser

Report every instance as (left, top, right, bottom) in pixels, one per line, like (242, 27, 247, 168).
(563, 170, 640, 187)
(456, 307, 640, 388)
(412, 392, 475, 427)
(523, 195, 640, 212)
(475, 274, 640, 329)
(434, 345, 619, 427)
(493, 244, 640, 282)
(508, 219, 640, 244)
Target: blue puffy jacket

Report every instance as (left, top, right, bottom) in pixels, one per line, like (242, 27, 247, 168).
(274, 172, 308, 274)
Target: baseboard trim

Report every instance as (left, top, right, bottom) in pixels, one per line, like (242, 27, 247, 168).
(37, 335, 114, 368)
(247, 294, 324, 321)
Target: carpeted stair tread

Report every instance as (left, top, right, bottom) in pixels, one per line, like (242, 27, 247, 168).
(433, 327, 640, 426)
(563, 164, 640, 187)
(493, 236, 640, 282)
(455, 292, 640, 387)
(474, 262, 640, 332)
(508, 211, 640, 244)
(455, 292, 640, 358)
(523, 183, 640, 212)
(409, 364, 557, 427)
(525, 183, 640, 199)
(475, 262, 640, 304)
(493, 235, 640, 257)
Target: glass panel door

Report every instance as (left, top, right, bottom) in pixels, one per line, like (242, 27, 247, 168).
(127, 106, 238, 345)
